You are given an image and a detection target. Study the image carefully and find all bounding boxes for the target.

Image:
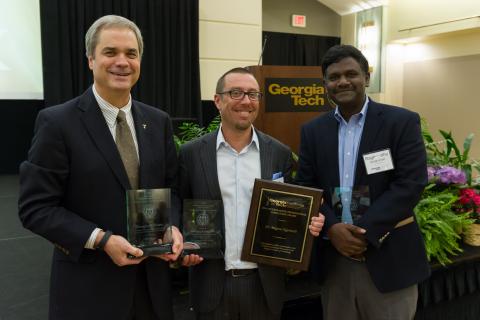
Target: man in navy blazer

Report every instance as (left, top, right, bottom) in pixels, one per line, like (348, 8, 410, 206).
(297, 45, 430, 319)
(18, 15, 182, 320)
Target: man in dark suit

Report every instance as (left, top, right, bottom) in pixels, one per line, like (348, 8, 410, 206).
(18, 15, 182, 320)
(178, 68, 294, 319)
(298, 45, 430, 319)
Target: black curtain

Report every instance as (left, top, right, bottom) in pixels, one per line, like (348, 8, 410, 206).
(262, 31, 340, 66)
(40, 0, 201, 121)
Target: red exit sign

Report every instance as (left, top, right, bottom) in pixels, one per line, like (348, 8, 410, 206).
(292, 14, 306, 28)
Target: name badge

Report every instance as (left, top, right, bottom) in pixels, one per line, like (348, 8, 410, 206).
(363, 149, 394, 175)
(272, 172, 284, 183)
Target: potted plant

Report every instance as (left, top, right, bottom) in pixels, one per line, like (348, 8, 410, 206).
(415, 121, 480, 265)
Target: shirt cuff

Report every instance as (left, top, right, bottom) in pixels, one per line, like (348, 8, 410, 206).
(85, 228, 102, 249)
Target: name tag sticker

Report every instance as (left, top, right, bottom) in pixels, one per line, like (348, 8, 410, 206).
(272, 172, 284, 182)
(363, 149, 394, 175)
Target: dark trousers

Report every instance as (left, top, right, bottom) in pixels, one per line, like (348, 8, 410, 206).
(196, 270, 277, 320)
(129, 263, 161, 320)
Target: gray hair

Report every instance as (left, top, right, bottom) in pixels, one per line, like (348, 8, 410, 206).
(85, 15, 144, 59)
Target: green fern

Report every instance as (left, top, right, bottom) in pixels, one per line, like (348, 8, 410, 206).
(415, 190, 474, 266)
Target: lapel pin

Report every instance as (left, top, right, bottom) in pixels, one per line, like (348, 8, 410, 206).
(142, 123, 147, 129)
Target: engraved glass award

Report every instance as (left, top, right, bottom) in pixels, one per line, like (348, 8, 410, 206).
(126, 189, 173, 256)
(182, 199, 223, 259)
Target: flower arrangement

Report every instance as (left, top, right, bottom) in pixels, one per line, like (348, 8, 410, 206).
(415, 122, 480, 266)
(428, 166, 466, 185)
(415, 166, 473, 266)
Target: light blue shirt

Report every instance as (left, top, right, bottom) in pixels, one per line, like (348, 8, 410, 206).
(334, 97, 369, 224)
(216, 126, 260, 270)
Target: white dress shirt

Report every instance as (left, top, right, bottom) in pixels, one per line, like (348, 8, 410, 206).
(217, 126, 260, 270)
(84, 84, 139, 249)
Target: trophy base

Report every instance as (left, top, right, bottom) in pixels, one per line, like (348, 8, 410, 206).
(142, 244, 173, 256)
(127, 244, 173, 259)
(126, 244, 173, 258)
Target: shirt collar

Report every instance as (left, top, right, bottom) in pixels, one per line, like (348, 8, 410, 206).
(92, 84, 133, 128)
(216, 125, 259, 152)
(334, 96, 369, 125)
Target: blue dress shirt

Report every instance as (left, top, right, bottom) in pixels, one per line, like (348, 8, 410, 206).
(334, 97, 369, 224)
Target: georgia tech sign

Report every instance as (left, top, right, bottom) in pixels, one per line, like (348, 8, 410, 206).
(264, 78, 333, 112)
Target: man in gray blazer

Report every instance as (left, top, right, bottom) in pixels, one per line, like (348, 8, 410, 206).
(178, 67, 293, 319)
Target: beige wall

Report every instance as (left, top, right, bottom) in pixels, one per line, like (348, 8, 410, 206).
(262, 0, 340, 36)
(340, 13, 356, 45)
(403, 53, 480, 161)
(384, 1, 480, 160)
(401, 31, 480, 160)
(199, 0, 262, 100)
(339, 0, 480, 161)
(387, 0, 480, 42)
(199, 0, 341, 100)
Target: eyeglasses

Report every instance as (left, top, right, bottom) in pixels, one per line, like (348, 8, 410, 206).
(217, 89, 263, 101)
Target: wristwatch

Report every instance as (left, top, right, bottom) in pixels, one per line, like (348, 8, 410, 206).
(96, 230, 113, 250)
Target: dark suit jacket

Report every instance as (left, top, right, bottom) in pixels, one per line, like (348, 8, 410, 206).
(18, 87, 177, 320)
(177, 129, 293, 315)
(296, 99, 430, 293)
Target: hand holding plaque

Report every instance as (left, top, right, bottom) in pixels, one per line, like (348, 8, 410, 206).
(241, 179, 323, 271)
(126, 189, 173, 256)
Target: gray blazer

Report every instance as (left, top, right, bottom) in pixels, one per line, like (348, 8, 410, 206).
(177, 129, 293, 315)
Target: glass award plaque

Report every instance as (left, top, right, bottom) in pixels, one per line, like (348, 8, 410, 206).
(126, 189, 173, 256)
(241, 179, 323, 271)
(332, 186, 370, 223)
(182, 199, 223, 259)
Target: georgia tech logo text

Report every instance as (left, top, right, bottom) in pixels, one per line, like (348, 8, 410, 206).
(268, 83, 325, 106)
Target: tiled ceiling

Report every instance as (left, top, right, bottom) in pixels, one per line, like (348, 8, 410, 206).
(317, 0, 388, 15)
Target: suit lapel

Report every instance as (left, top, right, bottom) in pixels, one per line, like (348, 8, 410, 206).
(79, 88, 130, 190)
(200, 132, 222, 199)
(257, 130, 273, 180)
(356, 101, 384, 183)
(325, 112, 341, 188)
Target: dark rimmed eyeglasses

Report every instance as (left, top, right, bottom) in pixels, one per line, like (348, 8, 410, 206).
(217, 89, 263, 101)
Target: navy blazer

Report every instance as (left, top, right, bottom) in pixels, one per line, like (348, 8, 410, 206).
(296, 99, 430, 293)
(18, 87, 178, 319)
(177, 129, 293, 315)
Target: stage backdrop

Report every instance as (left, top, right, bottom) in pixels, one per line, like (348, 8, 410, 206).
(40, 0, 201, 121)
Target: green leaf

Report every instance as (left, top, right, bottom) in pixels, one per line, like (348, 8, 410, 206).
(462, 133, 474, 162)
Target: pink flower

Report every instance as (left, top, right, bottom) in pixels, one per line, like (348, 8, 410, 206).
(458, 188, 480, 214)
(461, 189, 476, 198)
(473, 195, 480, 206)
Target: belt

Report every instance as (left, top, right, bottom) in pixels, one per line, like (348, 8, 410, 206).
(226, 268, 258, 277)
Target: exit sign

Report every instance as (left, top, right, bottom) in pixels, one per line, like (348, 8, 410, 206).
(292, 14, 306, 28)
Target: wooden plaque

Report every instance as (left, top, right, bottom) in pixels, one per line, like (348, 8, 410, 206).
(241, 179, 323, 271)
